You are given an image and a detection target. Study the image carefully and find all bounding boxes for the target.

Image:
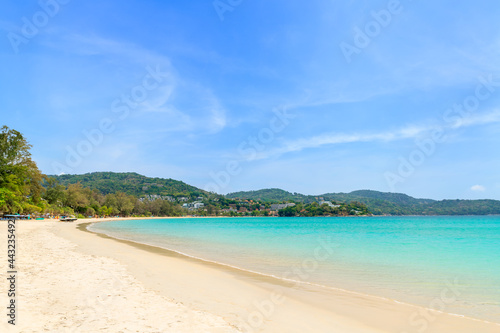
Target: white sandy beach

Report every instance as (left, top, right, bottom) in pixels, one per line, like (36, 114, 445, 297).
(0, 219, 238, 333)
(1, 218, 500, 332)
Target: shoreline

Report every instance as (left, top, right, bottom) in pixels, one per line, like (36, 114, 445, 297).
(0, 219, 239, 332)
(3, 218, 500, 332)
(83, 219, 500, 328)
(76, 218, 500, 332)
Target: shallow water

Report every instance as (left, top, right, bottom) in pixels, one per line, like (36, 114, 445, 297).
(90, 216, 500, 323)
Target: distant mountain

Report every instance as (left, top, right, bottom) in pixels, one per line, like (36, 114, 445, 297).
(47, 174, 500, 215)
(325, 190, 435, 206)
(51, 172, 209, 198)
(227, 188, 500, 215)
(417, 199, 500, 216)
(321, 190, 436, 215)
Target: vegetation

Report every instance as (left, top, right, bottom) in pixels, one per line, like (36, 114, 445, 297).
(53, 172, 209, 198)
(227, 188, 312, 203)
(0, 126, 44, 214)
(42, 178, 184, 217)
(0, 127, 190, 218)
(227, 189, 500, 216)
(278, 202, 370, 217)
(1, 125, 499, 218)
(416, 200, 500, 216)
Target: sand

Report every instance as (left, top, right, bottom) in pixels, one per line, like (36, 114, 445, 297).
(0, 219, 238, 333)
(1, 218, 500, 332)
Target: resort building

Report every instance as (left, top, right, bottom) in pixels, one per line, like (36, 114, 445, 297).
(319, 200, 341, 208)
(270, 203, 296, 211)
(182, 201, 205, 210)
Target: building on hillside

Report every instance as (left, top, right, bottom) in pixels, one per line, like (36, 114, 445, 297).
(319, 200, 341, 208)
(139, 194, 176, 202)
(270, 203, 295, 211)
(193, 202, 204, 209)
(182, 201, 205, 210)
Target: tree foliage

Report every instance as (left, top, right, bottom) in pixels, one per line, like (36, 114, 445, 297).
(227, 188, 311, 203)
(39, 178, 185, 217)
(0, 126, 44, 213)
(227, 188, 500, 215)
(2, 125, 500, 217)
(52, 172, 209, 198)
(278, 201, 370, 217)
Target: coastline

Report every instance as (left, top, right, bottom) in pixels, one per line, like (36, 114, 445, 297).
(2, 218, 500, 332)
(82, 219, 494, 323)
(83, 219, 500, 331)
(0, 218, 238, 332)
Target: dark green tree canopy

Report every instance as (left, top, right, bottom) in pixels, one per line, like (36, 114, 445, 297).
(0, 126, 44, 213)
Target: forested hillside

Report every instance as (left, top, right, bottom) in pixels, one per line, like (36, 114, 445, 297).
(227, 189, 500, 215)
(53, 172, 208, 198)
(2, 124, 499, 218)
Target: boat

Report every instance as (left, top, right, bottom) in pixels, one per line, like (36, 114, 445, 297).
(60, 216, 77, 222)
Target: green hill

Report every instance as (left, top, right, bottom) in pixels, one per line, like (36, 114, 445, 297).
(418, 199, 500, 215)
(321, 190, 436, 215)
(47, 173, 500, 216)
(51, 172, 208, 198)
(226, 188, 500, 215)
(325, 190, 434, 206)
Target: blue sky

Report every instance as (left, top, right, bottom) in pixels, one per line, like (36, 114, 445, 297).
(1, 0, 500, 199)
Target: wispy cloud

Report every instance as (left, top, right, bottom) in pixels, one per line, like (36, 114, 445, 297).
(47, 34, 173, 67)
(44, 33, 229, 136)
(207, 101, 227, 133)
(252, 110, 500, 160)
(452, 109, 500, 128)
(471, 185, 486, 192)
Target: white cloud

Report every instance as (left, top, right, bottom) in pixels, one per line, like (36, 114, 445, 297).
(253, 109, 500, 160)
(48, 33, 228, 136)
(471, 185, 486, 192)
(452, 109, 500, 128)
(252, 124, 430, 160)
(52, 34, 173, 67)
(209, 106, 227, 133)
(140, 85, 176, 113)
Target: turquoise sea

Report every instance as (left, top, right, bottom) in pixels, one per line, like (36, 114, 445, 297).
(89, 216, 500, 323)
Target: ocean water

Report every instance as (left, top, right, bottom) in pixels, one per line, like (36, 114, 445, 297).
(89, 216, 500, 323)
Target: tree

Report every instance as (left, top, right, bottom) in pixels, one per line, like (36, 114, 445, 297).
(0, 126, 44, 213)
(206, 204, 216, 215)
(114, 192, 135, 216)
(64, 183, 89, 213)
(43, 177, 66, 206)
(0, 187, 20, 213)
(84, 206, 96, 217)
(99, 205, 108, 217)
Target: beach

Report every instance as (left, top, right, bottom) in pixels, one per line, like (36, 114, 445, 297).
(1, 218, 500, 333)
